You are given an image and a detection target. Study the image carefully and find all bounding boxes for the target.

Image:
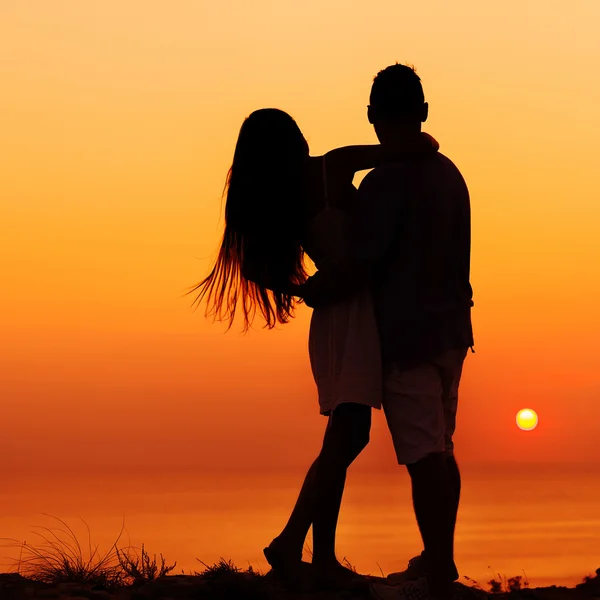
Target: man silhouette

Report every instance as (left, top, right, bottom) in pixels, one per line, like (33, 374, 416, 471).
(297, 63, 475, 600)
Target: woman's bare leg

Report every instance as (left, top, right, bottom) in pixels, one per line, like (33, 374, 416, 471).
(311, 403, 371, 567)
(266, 403, 371, 569)
(267, 458, 319, 562)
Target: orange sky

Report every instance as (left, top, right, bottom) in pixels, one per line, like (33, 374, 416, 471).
(2, 1, 600, 474)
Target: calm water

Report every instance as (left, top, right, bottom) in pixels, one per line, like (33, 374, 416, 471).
(2, 464, 599, 588)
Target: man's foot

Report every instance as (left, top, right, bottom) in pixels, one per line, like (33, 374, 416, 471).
(371, 578, 456, 600)
(386, 552, 427, 585)
(387, 554, 459, 586)
(312, 559, 366, 590)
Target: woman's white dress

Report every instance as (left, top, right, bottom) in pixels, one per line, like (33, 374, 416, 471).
(302, 160, 382, 416)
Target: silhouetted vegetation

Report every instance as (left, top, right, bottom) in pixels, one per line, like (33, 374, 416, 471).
(1, 515, 599, 599)
(1, 515, 127, 588)
(0, 515, 175, 589)
(116, 543, 177, 585)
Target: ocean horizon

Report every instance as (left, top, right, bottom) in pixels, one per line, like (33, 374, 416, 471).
(2, 462, 599, 589)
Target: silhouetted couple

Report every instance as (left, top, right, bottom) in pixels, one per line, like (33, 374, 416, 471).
(193, 63, 474, 600)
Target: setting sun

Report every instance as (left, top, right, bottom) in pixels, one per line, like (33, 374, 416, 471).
(516, 408, 539, 431)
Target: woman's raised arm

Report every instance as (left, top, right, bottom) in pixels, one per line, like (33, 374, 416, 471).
(322, 132, 439, 180)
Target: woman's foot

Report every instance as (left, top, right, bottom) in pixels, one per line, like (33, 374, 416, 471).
(263, 537, 303, 570)
(264, 538, 313, 591)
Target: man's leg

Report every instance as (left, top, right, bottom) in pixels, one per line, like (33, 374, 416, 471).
(267, 403, 371, 570)
(406, 453, 458, 594)
(385, 454, 462, 586)
(440, 348, 468, 550)
(446, 454, 461, 521)
(382, 358, 460, 597)
(412, 348, 466, 590)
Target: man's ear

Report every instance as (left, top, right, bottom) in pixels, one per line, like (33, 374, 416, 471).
(421, 102, 429, 123)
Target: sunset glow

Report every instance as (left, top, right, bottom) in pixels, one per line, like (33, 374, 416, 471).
(2, 0, 600, 588)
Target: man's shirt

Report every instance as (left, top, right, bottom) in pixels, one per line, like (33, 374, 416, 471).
(347, 152, 474, 369)
(288, 151, 475, 369)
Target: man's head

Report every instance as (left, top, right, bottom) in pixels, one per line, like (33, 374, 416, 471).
(367, 63, 428, 143)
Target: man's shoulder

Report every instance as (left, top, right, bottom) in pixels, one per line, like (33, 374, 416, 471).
(435, 151, 460, 169)
(435, 152, 469, 194)
(435, 152, 466, 179)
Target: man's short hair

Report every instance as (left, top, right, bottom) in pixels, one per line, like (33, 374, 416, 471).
(370, 63, 425, 117)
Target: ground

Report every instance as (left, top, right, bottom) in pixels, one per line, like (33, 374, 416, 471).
(1, 568, 599, 600)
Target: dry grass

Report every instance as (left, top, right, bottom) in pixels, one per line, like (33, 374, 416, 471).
(1, 514, 175, 589)
(116, 543, 177, 585)
(2, 515, 598, 596)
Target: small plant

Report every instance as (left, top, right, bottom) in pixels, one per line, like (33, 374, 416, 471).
(462, 575, 484, 591)
(507, 575, 526, 592)
(246, 563, 265, 576)
(0, 514, 127, 588)
(17, 540, 26, 575)
(581, 568, 600, 584)
(341, 556, 358, 573)
(193, 559, 267, 600)
(0, 514, 178, 590)
(487, 571, 529, 593)
(488, 576, 504, 594)
(194, 557, 241, 578)
(116, 543, 177, 585)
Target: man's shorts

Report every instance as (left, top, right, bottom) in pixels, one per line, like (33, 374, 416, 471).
(382, 346, 469, 465)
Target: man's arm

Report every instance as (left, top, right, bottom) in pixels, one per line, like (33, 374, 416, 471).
(295, 167, 403, 308)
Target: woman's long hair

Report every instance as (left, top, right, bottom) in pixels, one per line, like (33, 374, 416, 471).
(189, 109, 310, 331)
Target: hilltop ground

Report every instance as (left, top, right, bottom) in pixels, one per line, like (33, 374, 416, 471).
(1, 564, 599, 600)
(2, 518, 598, 600)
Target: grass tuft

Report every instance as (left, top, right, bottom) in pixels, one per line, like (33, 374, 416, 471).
(485, 570, 529, 594)
(1, 514, 127, 588)
(0, 514, 175, 590)
(3, 517, 599, 597)
(116, 543, 177, 585)
(193, 558, 268, 600)
(194, 557, 241, 578)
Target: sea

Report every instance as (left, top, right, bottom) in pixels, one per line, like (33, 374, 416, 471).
(2, 463, 599, 589)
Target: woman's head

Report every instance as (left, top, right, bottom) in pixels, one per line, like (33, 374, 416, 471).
(190, 108, 310, 331)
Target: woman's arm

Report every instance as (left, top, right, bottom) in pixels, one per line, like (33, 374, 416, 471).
(322, 132, 439, 180)
(242, 263, 305, 299)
